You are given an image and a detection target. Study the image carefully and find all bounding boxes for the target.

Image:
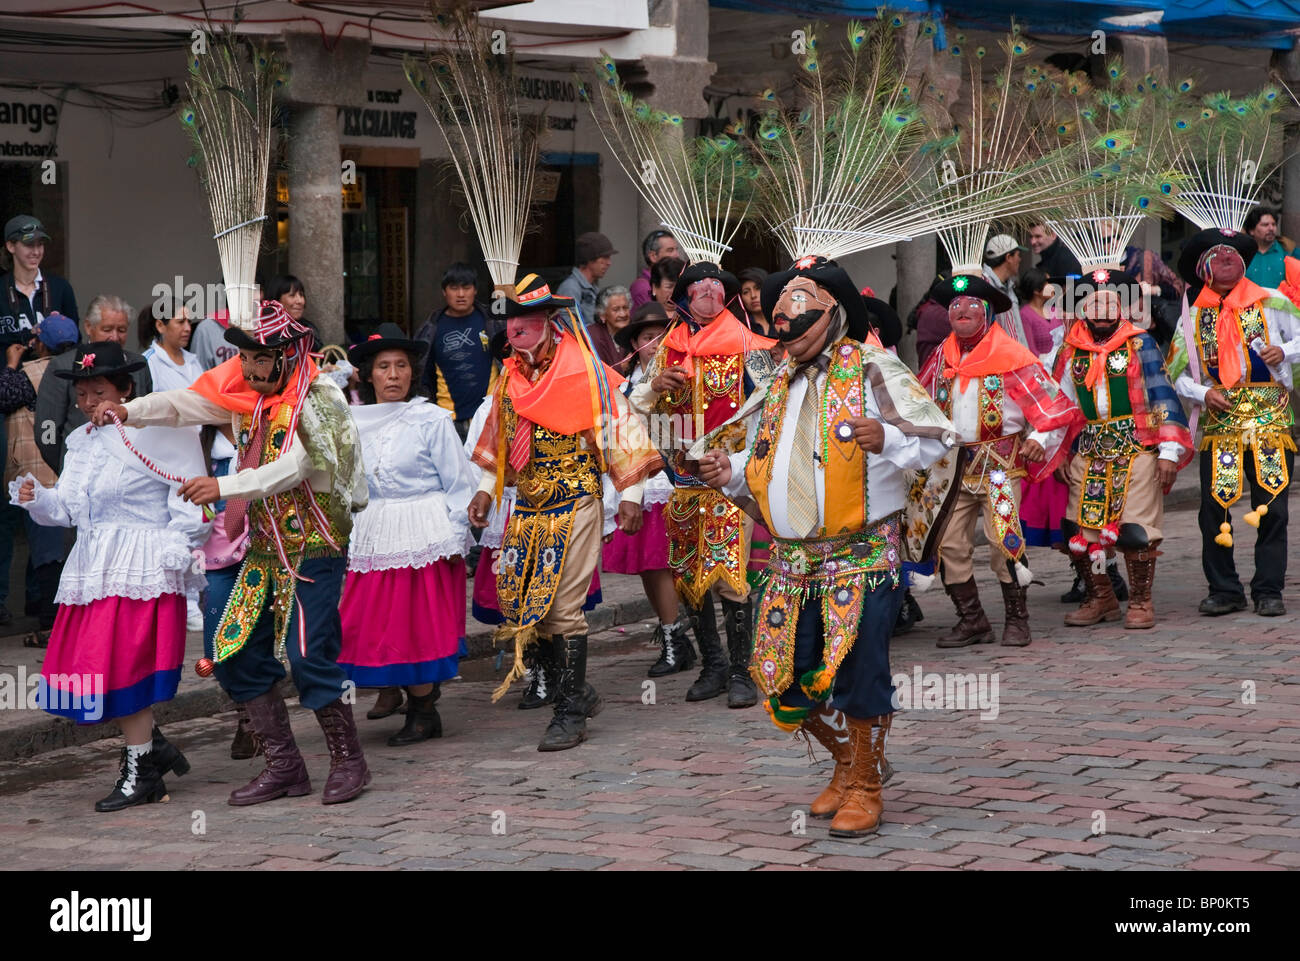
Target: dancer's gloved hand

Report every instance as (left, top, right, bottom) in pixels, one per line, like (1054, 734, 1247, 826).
(697, 449, 731, 489)
(616, 501, 642, 535)
(1021, 439, 1046, 463)
(1157, 459, 1177, 494)
(178, 477, 221, 505)
(651, 365, 689, 394)
(91, 400, 128, 426)
(468, 490, 492, 528)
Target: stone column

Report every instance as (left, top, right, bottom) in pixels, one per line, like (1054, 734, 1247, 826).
(1275, 48, 1300, 243)
(894, 236, 935, 370)
(281, 33, 370, 346)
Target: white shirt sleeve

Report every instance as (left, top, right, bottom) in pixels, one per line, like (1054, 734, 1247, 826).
(1174, 369, 1210, 407)
(125, 388, 229, 429)
(1157, 441, 1185, 463)
(217, 438, 312, 501)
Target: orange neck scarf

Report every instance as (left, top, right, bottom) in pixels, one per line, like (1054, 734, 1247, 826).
(1064, 319, 1142, 390)
(661, 309, 776, 375)
(190, 355, 320, 416)
(503, 331, 624, 435)
(941, 323, 1040, 392)
(1193, 277, 1270, 388)
(1279, 257, 1300, 312)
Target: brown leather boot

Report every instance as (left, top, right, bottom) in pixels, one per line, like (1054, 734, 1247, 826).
(1122, 547, 1158, 630)
(828, 714, 891, 838)
(800, 705, 852, 818)
(228, 684, 312, 806)
(230, 703, 264, 760)
(366, 687, 404, 719)
(999, 580, 1032, 647)
(1064, 552, 1122, 626)
(936, 577, 995, 648)
(315, 699, 372, 804)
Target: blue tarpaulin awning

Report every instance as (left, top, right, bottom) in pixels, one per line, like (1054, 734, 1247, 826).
(710, 1, 1300, 48)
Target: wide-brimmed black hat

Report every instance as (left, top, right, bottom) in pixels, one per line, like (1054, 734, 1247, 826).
(224, 300, 314, 351)
(761, 256, 871, 340)
(499, 273, 575, 319)
(930, 274, 1013, 314)
(671, 261, 740, 304)
(1048, 267, 1141, 316)
(615, 301, 672, 353)
(1177, 227, 1257, 288)
(348, 323, 426, 366)
(860, 288, 902, 347)
(54, 341, 145, 381)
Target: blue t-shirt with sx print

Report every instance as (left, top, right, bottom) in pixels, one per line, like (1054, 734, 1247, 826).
(423, 307, 495, 423)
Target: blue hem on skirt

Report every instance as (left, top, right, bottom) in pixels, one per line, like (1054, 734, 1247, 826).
(39, 667, 181, 725)
(340, 637, 467, 687)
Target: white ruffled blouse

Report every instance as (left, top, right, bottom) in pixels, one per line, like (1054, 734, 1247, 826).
(348, 398, 476, 572)
(11, 424, 210, 605)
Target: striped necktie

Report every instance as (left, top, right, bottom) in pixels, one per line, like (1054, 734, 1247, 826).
(786, 359, 826, 539)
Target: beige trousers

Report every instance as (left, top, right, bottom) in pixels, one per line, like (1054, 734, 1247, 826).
(938, 482, 1024, 586)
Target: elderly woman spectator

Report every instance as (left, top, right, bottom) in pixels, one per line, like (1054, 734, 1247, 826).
(585, 284, 632, 371)
(35, 294, 152, 474)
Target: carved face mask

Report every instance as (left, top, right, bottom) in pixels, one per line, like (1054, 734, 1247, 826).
(506, 312, 549, 361)
(772, 276, 839, 343)
(1198, 244, 1245, 291)
(687, 277, 726, 322)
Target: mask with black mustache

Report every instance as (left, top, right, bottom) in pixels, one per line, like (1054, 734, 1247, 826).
(771, 276, 839, 344)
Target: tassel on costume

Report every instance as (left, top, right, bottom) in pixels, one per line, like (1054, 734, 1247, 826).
(490, 623, 539, 703)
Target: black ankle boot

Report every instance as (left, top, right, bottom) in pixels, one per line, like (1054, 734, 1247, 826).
(388, 686, 443, 746)
(648, 619, 696, 677)
(151, 725, 191, 778)
(720, 598, 758, 708)
(519, 635, 560, 709)
(95, 747, 167, 812)
(539, 635, 597, 751)
(686, 593, 728, 701)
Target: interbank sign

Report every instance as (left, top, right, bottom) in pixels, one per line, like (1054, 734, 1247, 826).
(0, 89, 59, 158)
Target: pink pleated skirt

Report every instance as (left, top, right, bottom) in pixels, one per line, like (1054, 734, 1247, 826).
(40, 593, 187, 724)
(602, 502, 669, 574)
(338, 558, 468, 686)
(1020, 475, 1070, 548)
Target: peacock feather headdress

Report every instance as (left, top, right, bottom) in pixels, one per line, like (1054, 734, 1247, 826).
(404, 2, 542, 287)
(179, 25, 284, 330)
(582, 55, 757, 266)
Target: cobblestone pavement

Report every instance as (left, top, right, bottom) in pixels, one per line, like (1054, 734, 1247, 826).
(1, 499, 1297, 871)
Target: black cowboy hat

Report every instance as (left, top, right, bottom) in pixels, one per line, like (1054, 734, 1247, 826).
(1047, 267, 1140, 295)
(499, 273, 575, 319)
(761, 255, 871, 340)
(1177, 227, 1257, 288)
(347, 323, 426, 366)
(671, 261, 741, 305)
(615, 301, 672, 353)
(861, 290, 902, 347)
(930, 274, 1013, 314)
(224, 300, 314, 351)
(54, 341, 145, 381)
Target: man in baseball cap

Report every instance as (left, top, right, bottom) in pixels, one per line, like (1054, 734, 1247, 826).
(983, 233, 1030, 345)
(556, 231, 618, 325)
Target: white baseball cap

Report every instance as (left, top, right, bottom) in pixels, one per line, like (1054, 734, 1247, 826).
(984, 234, 1029, 259)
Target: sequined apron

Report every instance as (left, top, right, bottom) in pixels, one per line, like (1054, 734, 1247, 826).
(213, 404, 344, 663)
(1070, 345, 1145, 528)
(658, 350, 749, 605)
(934, 372, 1026, 563)
(1195, 303, 1296, 508)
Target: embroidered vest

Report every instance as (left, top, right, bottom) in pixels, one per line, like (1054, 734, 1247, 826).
(1069, 345, 1135, 422)
(237, 404, 342, 559)
(934, 372, 1005, 443)
(504, 395, 601, 509)
(744, 339, 870, 537)
(657, 346, 747, 480)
